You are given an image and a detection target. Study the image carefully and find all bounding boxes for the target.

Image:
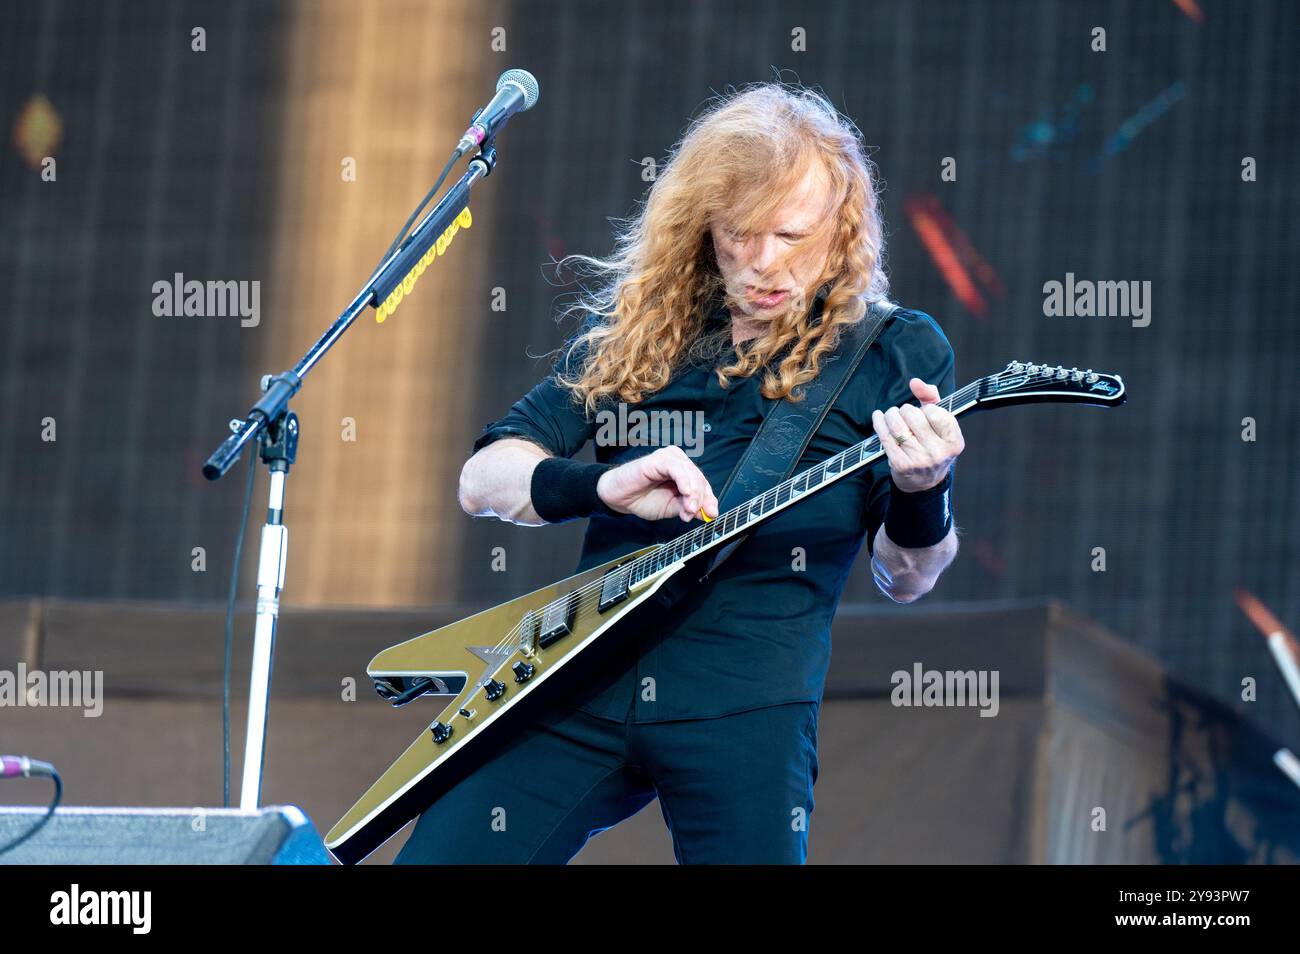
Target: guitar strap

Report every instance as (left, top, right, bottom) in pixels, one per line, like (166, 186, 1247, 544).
(694, 297, 899, 583)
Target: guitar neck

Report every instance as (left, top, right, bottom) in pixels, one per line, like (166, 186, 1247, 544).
(624, 385, 978, 586)
(622, 360, 1126, 587)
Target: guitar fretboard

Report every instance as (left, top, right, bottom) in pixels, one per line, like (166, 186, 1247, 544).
(620, 376, 984, 587)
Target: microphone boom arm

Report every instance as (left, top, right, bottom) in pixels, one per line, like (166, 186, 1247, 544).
(199, 137, 500, 812)
(202, 146, 496, 481)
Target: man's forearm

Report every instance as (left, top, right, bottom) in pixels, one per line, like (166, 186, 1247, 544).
(458, 438, 550, 526)
(870, 524, 959, 603)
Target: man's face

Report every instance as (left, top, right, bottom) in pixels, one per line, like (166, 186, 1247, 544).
(709, 165, 836, 321)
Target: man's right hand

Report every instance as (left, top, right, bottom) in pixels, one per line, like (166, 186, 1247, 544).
(597, 445, 719, 523)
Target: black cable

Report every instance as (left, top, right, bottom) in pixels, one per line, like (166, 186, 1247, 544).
(374, 148, 464, 275)
(223, 442, 258, 807)
(0, 770, 62, 857)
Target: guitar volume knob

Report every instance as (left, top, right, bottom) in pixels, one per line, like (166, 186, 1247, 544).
(430, 721, 453, 744)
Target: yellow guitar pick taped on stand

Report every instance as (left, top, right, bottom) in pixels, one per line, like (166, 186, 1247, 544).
(375, 207, 473, 324)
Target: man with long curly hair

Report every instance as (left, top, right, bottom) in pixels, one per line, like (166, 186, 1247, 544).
(396, 83, 965, 865)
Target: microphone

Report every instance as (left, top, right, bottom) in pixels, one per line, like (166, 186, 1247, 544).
(1, 756, 56, 779)
(457, 69, 540, 153)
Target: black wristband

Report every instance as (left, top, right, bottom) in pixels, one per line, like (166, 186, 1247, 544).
(530, 457, 616, 523)
(884, 468, 954, 548)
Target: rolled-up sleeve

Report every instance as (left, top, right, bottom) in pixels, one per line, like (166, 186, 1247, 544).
(861, 309, 957, 553)
(470, 316, 600, 460)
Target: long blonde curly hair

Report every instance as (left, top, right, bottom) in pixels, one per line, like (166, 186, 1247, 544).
(555, 81, 889, 415)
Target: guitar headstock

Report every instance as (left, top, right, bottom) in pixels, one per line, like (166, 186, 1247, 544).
(974, 362, 1126, 409)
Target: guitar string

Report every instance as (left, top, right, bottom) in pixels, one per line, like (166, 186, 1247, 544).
(485, 365, 1097, 657)
(493, 383, 968, 646)
(484, 380, 983, 657)
(487, 366, 1047, 656)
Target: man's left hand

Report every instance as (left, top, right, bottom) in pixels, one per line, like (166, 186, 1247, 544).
(871, 378, 965, 493)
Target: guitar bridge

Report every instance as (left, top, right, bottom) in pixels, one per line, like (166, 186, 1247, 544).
(519, 611, 538, 652)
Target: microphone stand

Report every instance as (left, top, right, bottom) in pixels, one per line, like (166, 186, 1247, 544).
(202, 134, 500, 811)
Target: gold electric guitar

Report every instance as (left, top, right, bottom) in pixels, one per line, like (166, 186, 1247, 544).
(326, 361, 1126, 863)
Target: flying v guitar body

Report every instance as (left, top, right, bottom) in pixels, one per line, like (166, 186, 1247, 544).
(325, 544, 678, 864)
(326, 361, 1127, 864)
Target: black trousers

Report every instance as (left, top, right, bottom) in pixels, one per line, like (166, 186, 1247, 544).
(393, 699, 820, 864)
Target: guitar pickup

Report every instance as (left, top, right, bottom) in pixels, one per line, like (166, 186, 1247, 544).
(598, 566, 630, 612)
(537, 594, 576, 648)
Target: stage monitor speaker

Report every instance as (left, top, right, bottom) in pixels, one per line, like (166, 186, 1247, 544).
(0, 805, 330, 864)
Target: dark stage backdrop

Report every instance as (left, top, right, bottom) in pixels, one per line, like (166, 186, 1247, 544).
(1, 2, 1298, 740)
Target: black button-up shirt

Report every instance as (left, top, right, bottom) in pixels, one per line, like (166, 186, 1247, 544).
(471, 299, 955, 722)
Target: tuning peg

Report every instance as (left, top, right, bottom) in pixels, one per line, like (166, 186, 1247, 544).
(1085, 370, 1098, 383)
